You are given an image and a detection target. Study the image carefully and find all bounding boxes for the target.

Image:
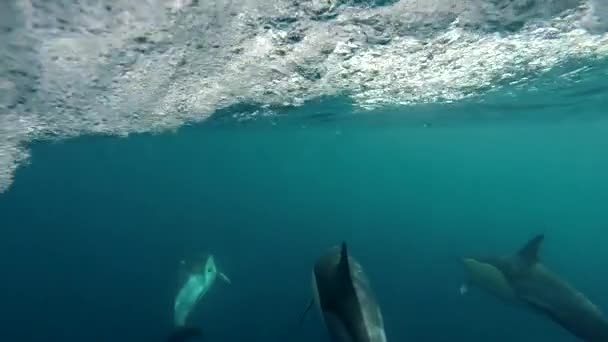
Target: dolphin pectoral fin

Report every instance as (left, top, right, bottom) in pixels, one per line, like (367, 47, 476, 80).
(299, 298, 314, 326)
(219, 272, 231, 285)
(518, 234, 544, 265)
(178, 260, 190, 286)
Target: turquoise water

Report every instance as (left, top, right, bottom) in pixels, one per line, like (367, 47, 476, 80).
(2, 0, 608, 341)
(2, 95, 608, 341)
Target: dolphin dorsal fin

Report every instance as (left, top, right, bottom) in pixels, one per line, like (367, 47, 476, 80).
(219, 272, 231, 285)
(518, 234, 544, 265)
(338, 241, 353, 283)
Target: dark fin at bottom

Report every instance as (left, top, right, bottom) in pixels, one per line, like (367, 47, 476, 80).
(338, 241, 354, 287)
(167, 326, 203, 342)
(517, 234, 545, 265)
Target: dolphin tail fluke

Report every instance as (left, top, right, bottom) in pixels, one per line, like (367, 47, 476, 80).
(167, 325, 203, 342)
(219, 272, 231, 284)
(299, 298, 314, 326)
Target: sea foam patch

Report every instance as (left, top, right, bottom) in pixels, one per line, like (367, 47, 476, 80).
(0, 0, 607, 193)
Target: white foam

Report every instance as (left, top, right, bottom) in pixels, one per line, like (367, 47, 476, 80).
(0, 0, 607, 193)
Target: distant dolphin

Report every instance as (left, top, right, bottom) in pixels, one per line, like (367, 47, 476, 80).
(174, 254, 231, 327)
(300, 242, 387, 342)
(461, 234, 608, 342)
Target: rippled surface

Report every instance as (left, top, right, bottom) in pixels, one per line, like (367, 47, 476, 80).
(0, 0, 607, 192)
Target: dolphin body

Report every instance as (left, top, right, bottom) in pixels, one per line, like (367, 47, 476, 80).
(300, 242, 387, 342)
(173, 254, 231, 327)
(461, 234, 608, 342)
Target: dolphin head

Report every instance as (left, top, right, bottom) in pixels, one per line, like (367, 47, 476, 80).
(461, 234, 547, 303)
(203, 255, 218, 281)
(461, 257, 517, 303)
(311, 242, 387, 342)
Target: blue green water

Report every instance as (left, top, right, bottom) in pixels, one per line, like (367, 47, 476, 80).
(2, 0, 608, 341)
(1, 96, 608, 341)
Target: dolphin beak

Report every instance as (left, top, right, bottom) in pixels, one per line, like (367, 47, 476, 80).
(462, 257, 476, 265)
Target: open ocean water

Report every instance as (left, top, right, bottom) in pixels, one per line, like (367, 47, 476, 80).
(1, 1, 608, 342)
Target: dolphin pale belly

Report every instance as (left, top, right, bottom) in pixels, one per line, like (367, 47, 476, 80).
(461, 234, 608, 342)
(174, 254, 231, 327)
(301, 242, 387, 342)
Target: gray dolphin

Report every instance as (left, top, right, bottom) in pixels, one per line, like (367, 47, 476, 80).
(461, 234, 608, 342)
(300, 242, 387, 342)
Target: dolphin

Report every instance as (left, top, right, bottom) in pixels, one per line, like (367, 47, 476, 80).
(166, 326, 203, 342)
(173, 254, 231, 327)
(300, 241, 387, 342)
(461, 234, 608, 342)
